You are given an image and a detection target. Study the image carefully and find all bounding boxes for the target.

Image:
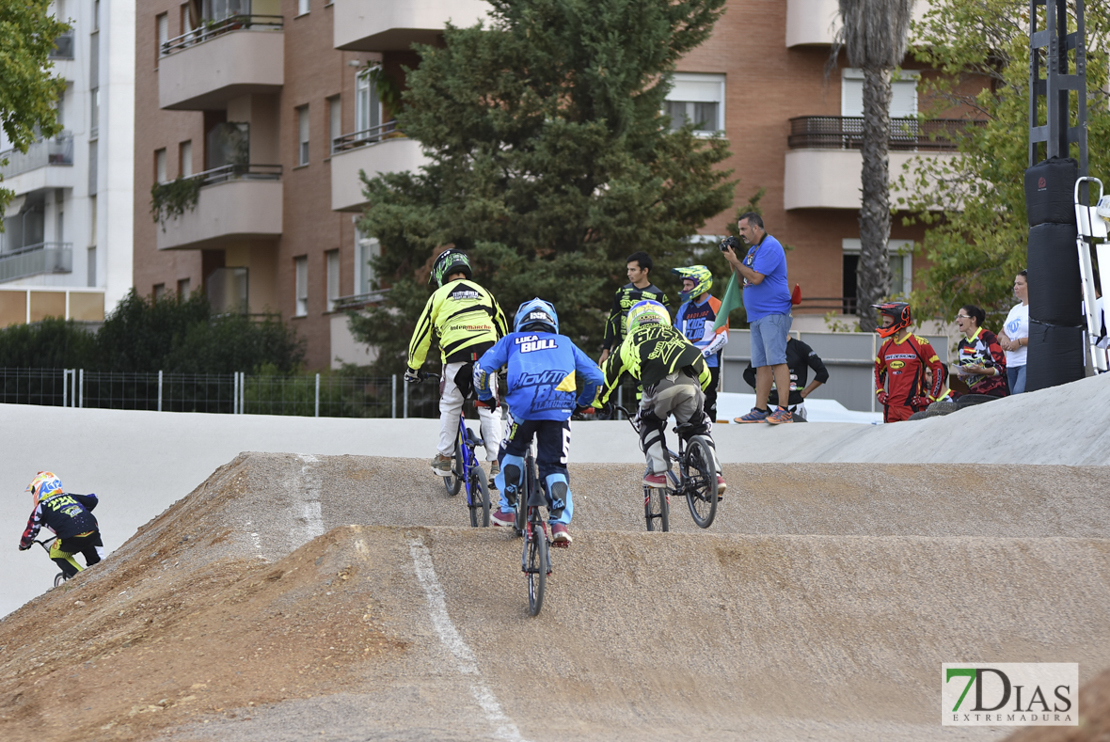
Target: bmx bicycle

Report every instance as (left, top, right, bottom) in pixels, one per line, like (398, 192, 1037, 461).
(34, 538, 70, 587)
(416, 370, 492, 527)
(508, 445, 563, 616)
(613, 404, 720, 532)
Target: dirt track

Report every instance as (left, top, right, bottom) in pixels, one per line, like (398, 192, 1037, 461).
(0, 453, 1107, 741)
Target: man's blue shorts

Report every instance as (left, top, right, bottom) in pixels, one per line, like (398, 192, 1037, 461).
(750, 313, 792, 368)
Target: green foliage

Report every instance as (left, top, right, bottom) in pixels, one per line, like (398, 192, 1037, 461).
(0, 0, 69, 215)
(150, 176, 202, 229)
(898, 0, 1110, 327)
(352, 0, 735, 372)
(93, 290, 305, 373)
(0, 317, 97, 368)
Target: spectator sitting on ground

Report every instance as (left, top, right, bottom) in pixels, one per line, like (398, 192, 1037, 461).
(742, 337, 828, 422)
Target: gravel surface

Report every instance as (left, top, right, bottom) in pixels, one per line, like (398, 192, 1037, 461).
(1, 452, 1107, 741)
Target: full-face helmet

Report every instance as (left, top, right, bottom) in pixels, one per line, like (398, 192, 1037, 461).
(513, 298, 559, 334)
(626, 300, 670, 333)
(430, 249, 473, 288)
(873, 302, 912, 338)
(27, 471, 63, 508)
(672, 265, 713, 302)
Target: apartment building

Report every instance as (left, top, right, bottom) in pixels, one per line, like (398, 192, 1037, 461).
(134, 0, 962, 369)
(0, 0, 134, 328)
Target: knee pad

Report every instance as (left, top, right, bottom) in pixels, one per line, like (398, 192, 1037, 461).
(501, 454, 524, 506)
(638, 411, 666, 452)
(544, 474, 569, 512)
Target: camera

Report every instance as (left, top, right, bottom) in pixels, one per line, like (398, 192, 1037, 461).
(719, 236, 740, 252)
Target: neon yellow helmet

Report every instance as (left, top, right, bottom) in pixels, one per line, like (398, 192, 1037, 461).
(672, 265, 712, 302)
(626, 299, 670, 333)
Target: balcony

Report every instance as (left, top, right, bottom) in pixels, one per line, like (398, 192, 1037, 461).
(0, 135, 75, 197)
(332, 0, 489, 51)
(786, 0, 927, 46)
(788, 116, 979, 151)
(158, 15, 284, 111)
(156, 164, 283, 250)
(330, 123, 431, 212)
(0, 243, 72, 282)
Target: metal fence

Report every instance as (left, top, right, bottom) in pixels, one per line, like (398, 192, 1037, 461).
(0, 369, 443, 419)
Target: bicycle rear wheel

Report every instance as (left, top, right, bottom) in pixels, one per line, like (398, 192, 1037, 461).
(525, 520, 548, 616)
(54, 572, 67, 588)
(683, 436, 719, 529)
(469, 465, 492, 527)
(443, 442, 463, 496)
(643, 486, 670, 532)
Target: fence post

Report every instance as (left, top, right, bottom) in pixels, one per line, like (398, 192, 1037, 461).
(617, 385, 623, 420)
(315, 373, 320, 418)
(240, 372, 245, 415)
(62, 369, 70, 407)
(391, 374, 397, 418)
(78, 369, 83, 408)
(403, 376, 409, 418)
(232, 372, 238, 414)
(158, 370, 163, 412)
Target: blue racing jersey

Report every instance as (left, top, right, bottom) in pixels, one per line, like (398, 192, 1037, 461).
(475, 331, 603, 421)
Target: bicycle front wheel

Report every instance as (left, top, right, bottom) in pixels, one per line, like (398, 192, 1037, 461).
(683, 436, 719, 529)
(525, 521, 548, 616)
(469, 465, 492, 527)
(443, 442, 463, 496)
(54, 572, 67, 588)
(643, 486, 669, 532)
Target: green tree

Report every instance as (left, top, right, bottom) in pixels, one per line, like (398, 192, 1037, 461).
(0, 1, 69, 213)
(0, 317, 96, 368)
(94, 290, 305, 373)
(834, 0, 915, 332)
(351, 0, 735, 372)
(899, 0, 1110, 327)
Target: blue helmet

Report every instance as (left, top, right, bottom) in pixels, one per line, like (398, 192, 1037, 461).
(513, 298, 559, 334)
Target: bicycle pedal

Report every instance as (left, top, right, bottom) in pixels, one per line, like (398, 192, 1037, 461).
(551, 541, 569, 549)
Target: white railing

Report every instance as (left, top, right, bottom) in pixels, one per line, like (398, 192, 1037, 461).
(0, 135, 75, 179)
(0, 243, 73, 282)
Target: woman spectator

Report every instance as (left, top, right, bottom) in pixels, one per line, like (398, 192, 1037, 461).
(952, 304, 1008, 398)
(998, 270, 1029, 394)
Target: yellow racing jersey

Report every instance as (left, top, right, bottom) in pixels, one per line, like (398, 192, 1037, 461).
(408, 279, 508, 368)
(598, 322, 709, 403)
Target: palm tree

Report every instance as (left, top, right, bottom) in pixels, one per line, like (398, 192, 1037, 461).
(835, 0, 914, 331)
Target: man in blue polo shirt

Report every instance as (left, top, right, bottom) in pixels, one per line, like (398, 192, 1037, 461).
(722, 212, 794, 424)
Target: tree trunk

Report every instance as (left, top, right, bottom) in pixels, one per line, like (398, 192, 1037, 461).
(856, 67, 894, 332)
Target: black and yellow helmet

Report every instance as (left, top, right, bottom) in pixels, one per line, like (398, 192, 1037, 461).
(430, 249, 472, 288)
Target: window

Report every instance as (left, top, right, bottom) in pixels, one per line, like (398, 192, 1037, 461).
(156, 13, 168, 61)
(89, 195, 97, 246)
(90, 88, 99, 138)
(841, 238, 914, 314)
(326, 249, 339, 311)
(178, 277, 191, 299)
(155, 148, 167, 184)
(841, 68, 919, 118)
(87, 246, 96, 287)
(153, 283, 166, 300)
(297, 106, 309, 166)
(88, 140, 97, 194)
(664, 73, 725, 135)
(328, 96, 341, 155)
(294, 256, 308, 316)
(355, 68, 381, 135)
(355, 228, 379, 296)
(298, 0, 310, 15)
(179, 140, 193, 177)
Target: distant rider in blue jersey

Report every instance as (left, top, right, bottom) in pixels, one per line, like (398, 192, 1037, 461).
(474, 298, 603, 545)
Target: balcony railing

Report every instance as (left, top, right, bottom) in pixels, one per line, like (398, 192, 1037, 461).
(333, 288, 391, 310)
(160, 14, 284, 56)
(788, 117, 985, 151)
(0, 135, 74, 179)
(187, 162, 283, 187)
(0, 243, 73, 282)
(49, 31, 75, 59)
(332, 120, 400, 154)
